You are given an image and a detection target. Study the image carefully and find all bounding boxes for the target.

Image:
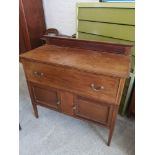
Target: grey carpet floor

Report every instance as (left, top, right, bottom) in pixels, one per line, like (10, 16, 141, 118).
(19, 64, 135, 155)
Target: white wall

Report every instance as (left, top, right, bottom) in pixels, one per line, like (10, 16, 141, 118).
(42, 0, 98, 36)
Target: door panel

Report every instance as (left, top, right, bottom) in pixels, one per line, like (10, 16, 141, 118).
(74, 96, 113, 125)
(31, 83, 61, 110)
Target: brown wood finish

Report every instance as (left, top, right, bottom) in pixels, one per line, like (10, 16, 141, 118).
(20, 37, 131, 146)
(22, 60, 120, 104)
(19, 0, 31, 53)
(60, 92, 74, 116)
(108, 106, 119, 146)
(43, 36, 132, 55)
(20, 45, 130, 78)
(73, 96, 112, 126)
(26, 82, 39, 118)
(31, 83, 61, 110)
(19, 0, 46, 54)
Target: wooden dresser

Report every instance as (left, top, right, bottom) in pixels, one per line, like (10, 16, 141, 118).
(20, 36, 131, 146)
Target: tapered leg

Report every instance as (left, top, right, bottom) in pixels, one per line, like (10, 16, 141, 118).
(32, 103, 39, 118)
(107, 108, 118, 146)
(108, 125, 115, 146)
(26, 82, 39, 118)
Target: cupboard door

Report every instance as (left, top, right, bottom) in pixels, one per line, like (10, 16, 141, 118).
(73, 96, 112, 125)
(30, 83, 61, 110)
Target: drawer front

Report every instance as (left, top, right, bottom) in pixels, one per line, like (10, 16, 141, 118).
(73, 96, 113, 125)
(23, 61, 120, 103)
(30, 83, 61, 110)
(78, 20, 135, 41)
(78, 8, 135, 25)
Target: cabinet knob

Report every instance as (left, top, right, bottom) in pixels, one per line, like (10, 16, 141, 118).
(73, 106, 76, 110)
(57, 101, 61, 105)
(90, 83, 104, 91)
(33, 71, 44, 77)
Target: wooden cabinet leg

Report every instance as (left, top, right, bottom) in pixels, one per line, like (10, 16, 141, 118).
(32, 103, 39, 118)
(107, 108, 118, 146)
(108, 125, 115, 146)
(26, 82, 39, 118)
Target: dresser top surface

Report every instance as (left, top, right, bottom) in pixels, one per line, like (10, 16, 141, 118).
(20, 44, 130, 78)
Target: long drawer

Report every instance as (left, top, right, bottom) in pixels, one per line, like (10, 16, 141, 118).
(78, 20, 135, 41)
(23, 61, 120, 104)
(78, 8, 135, 25)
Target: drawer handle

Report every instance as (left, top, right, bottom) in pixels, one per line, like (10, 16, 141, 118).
(90, 83, 104, 91)
(73, 106, 76, 110)
(33, 71, 44, 77)
(57, 101, 61, 105)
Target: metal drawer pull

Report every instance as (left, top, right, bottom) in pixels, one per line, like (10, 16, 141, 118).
(57, 101, 61, 105)
(33, 71, 44, 77)
(90, 83, 104, 91)
(73, 106, 76, 110)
